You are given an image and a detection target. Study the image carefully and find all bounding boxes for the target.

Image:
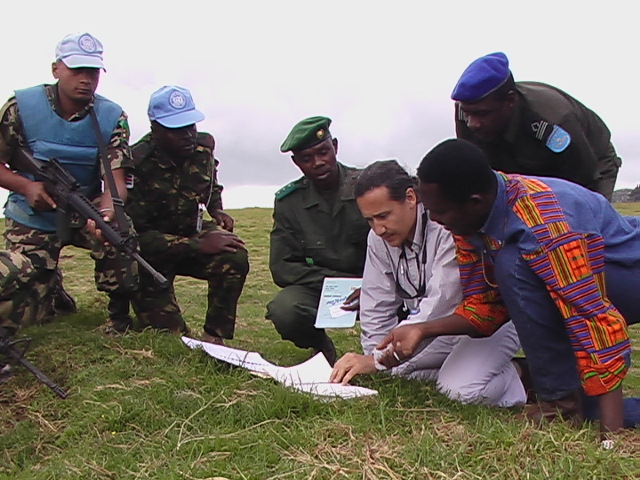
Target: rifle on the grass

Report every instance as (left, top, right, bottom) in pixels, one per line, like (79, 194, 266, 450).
(0, 335, 67, 398)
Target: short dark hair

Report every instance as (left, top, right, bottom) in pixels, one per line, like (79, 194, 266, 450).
(355, 160, 416, 202)
(417, 139, 496, 204)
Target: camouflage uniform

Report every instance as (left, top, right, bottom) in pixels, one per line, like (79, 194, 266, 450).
(126, 132, 249, 337)
(267, 163, 369, 349)
(0, 84, 134, 335)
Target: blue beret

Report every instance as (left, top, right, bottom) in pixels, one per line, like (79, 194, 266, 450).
(451, 52, 511, 102)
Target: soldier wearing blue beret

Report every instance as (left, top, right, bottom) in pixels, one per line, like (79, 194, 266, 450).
(266, 116, 370, 365)
(452, 52, 621, 200)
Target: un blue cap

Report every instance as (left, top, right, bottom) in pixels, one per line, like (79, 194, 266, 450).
(147, 86, 205, 128)
(55, 33, 105, 70)
(451, 52, 511, 102)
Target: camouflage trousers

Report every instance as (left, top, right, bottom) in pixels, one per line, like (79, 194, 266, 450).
(130, 229, 249, 338)
(0, 217, 138, 335)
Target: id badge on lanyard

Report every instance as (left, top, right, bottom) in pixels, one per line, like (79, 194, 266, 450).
(196, 203, 205, 232)
(404, 298, 420, 315)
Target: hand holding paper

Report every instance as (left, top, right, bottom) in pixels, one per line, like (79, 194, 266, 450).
(340, 287, 361, 311)
(315, 278, 362, 328)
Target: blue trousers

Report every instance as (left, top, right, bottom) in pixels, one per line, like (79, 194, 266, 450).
(493, 243, 639, 428)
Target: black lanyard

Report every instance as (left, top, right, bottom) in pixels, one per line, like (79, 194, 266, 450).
(394, 212, 429, 300)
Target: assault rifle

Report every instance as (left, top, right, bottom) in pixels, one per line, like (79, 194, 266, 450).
(0, 335, 67, 398)
(14, 148, 168, 288)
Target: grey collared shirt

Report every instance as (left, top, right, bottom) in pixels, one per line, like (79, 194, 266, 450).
(360, 204, 463, 355)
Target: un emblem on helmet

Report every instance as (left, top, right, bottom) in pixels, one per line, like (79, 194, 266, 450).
(78, 34, 97, 53)
(169, 91, 186, 110)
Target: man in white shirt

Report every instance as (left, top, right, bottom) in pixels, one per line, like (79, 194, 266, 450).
(330, 160, 525, 407)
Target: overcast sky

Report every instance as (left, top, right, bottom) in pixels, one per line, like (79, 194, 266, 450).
(2, 1, 639, 208)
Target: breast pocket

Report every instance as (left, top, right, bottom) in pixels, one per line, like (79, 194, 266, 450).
(302, 234, 327, 254)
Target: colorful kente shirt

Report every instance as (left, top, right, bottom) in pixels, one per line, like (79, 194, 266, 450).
(454, 172, 638, 395)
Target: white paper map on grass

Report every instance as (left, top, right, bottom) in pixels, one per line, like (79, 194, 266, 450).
(182, 337, 377, 399)
(314, 277, 362, 328)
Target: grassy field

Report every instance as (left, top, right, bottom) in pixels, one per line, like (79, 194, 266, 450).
(1, 206, 639, 480)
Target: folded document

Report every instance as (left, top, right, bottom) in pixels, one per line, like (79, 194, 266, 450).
(182, 337, 377, 399)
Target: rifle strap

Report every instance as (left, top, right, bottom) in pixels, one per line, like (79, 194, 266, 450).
(89, 110, 134, 290)
(89, 110, 129, 236)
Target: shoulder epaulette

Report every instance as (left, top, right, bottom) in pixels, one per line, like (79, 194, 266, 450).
(275, 181, 300, 200)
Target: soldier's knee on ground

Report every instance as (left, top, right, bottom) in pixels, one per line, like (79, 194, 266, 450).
(0, 283, 45, 333)
(0, 251, 37, 293)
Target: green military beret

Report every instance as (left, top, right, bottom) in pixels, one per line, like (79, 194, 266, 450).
(280, 116, 332, 153)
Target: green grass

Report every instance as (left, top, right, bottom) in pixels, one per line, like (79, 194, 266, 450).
(1, 206, 639, 479)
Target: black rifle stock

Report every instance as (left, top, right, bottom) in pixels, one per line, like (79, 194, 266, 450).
(0, 336, 68, 398)
(14, 149, 168, 288)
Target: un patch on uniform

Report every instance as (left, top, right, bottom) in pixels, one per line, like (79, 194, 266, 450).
(546, 125, 571, 153)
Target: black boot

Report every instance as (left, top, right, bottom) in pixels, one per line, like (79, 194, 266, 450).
(312, 334, 337, 366)
(52, 269, 77, 315)
(104, 293, 133, 334)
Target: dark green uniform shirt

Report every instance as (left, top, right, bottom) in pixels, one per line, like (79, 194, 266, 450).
(269, 162, 370, 291)
(126, 131, 223, 256)
(455, 81, 621, 200)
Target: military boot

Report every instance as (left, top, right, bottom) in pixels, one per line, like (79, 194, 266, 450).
(52, 269, 77, 315)
(201, 331, 225, 346)
(312, 334, 337, 366)
(104, 293, 133, 335)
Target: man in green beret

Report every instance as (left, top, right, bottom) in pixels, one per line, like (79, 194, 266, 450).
(266, 116, 370, 365)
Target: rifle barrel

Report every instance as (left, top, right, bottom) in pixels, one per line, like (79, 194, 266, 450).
(2, 340, 68, 399)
